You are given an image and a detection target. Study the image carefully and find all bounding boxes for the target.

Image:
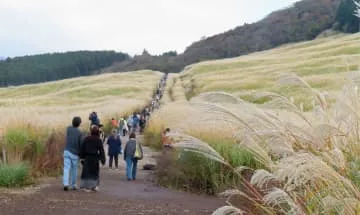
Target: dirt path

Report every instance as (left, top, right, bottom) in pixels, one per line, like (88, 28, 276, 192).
(0, 135, 224, 215)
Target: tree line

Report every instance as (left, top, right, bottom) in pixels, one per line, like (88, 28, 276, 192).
(0, 51, 129, 87)
(333, 0, 360, 32)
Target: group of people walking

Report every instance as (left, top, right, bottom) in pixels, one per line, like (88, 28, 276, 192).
(111, 73, 168, 137)
(62, 74, 168, 192)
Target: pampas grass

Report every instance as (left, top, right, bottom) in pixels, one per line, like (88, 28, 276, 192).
(150, 72, 360, 214)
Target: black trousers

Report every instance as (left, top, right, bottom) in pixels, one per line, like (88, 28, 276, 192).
(109, 155, 118, 168)
(123, 129, 127, 136)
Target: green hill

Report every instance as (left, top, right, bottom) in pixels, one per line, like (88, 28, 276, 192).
(0, 51, 129, 87)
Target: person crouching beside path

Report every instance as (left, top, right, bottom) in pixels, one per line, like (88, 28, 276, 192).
(63, 116, 83, 191)
(79, 125, 106, 192)
(107, 129, 122, 169)
(124, 132, 143, 181)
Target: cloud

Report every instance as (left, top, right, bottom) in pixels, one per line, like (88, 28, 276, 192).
(0, 0, 298, 57)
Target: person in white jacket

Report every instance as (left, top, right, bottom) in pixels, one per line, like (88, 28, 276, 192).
(118, 118, 128, 137)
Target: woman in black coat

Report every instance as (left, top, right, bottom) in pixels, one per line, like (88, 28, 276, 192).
(80, 125, 106, 192)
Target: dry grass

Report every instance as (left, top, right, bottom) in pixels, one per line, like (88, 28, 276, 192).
(0, 70, 162, 129)
(153, 74, 360, 214)
(0, 70, 162, 183)
(142, 34, 360, 213)
(180, 33, 360, 108)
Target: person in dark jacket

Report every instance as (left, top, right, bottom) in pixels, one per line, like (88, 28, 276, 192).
(79, 125, 106, 192)
(124, 132, 143, 181)
(89, 111, 100, 126)
(63, 116, 83, 191)
(139, 115, 146, 134)
(107, 129, 122, 169)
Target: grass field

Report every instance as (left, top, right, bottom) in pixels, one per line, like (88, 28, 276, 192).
(0, 70, 162, 182)
(0, 70, 162, 129)
(180, 33, 360, 110)
(144, 33, 360, 214)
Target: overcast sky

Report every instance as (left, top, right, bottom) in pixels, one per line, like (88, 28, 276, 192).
(0, 0, 299, 57)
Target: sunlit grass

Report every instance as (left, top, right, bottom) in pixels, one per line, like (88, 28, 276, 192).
(0, 70, 162, 128)
(180, 33, 360, 104)
(0, 69, 162, 184)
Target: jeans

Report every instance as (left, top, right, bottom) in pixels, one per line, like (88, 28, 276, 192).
(125, 157, 138, 180)
(109, 155, 118, 168)
(63, 150, 79, 188)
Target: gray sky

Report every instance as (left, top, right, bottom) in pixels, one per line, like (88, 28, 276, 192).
(0, 0, 299, 57)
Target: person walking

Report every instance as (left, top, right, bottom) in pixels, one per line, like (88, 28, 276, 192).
(118, 118, 128, 136)
(127, 115, 133, 134)
(131, 113, 140, 133)
(139, 115, 146, 134)
(79, 125, 106, 192)
(162, 128, 173, 148)
(111, 117, 118, 129)
(89, 112, 100, 127)
(106, 129, 122, 169)
(63, 116, 83, 191)
(123, 132, 143, 181)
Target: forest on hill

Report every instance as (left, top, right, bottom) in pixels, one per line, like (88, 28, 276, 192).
(0, 51, 129, 87)
(1, 0, 359, 87)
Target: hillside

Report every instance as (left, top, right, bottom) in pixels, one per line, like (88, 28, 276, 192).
(0, 51, 129, 87)
(145, 34, 360, 215)
(107, 0, 342, 73)
(177, 33, 360, 111)
(0, 70, 161, 127)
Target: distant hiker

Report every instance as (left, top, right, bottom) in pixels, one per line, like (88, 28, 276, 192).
(142, 107, 150, 121)
(151, 100, 156, 111)
(79, 125, 106, 192)
(89, 112, 100, 126)
(98, 124, 105, 143)
(124, 132, 143, 181)
(106, 129, 122, 169)
(63, 116, 83, 191)
(118, 118, 128, 136)
(111, 118, 118, 128)
(127, 115, 133, 133)
(137, 112, 141, 120)
(162, 128, 173, 148)
(139, 115, 146, 134)
(132, 113, 140, 133)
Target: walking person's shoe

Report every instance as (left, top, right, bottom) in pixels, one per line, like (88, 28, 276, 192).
(92, 186, 99, 192)
(63, 186, 69, 191)
(71, 186, 78, 191)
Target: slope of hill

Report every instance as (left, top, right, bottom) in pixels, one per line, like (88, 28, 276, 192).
(146, 34, 360, 215)
(0, 51, 129, 87)
(180, 33, 360, 110)
(107, 0, 342, 74)
(0, 70, 161, 127)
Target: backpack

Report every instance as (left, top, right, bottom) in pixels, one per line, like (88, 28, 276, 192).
(134, 141, 143, 160)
